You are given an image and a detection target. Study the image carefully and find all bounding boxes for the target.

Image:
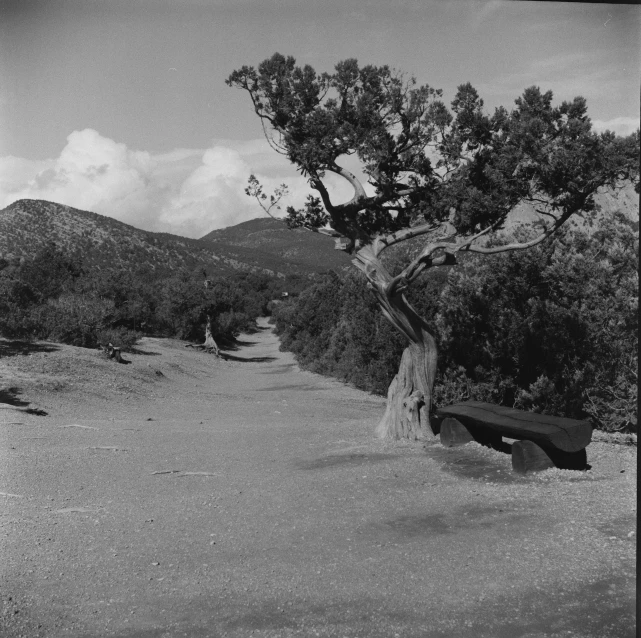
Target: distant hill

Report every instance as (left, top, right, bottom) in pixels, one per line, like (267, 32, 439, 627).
(0, 200, 347, 277)
(506, 182, 638, 231)
(200, 216, 353, 272)
(1, 187, 635, 281)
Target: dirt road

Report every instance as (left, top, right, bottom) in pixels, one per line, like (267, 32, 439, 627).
(0, 320, 636, 637)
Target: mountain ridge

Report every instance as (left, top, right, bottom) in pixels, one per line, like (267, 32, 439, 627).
(200, 216, 353, 271)
(1, 186, 636, 280)
(0, 200, 346, 277)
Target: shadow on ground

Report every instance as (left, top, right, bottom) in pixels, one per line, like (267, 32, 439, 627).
(0, 340, 59, 357)
(256, 384, 323, 391)
(128, 347, 161, 356)
(93, 571, 636, 638)
(0, 387, 30, 406)
(0, 387, 48, 415)
(218, 338, 259, 353)
(296, 452, 398, 471)
(424, 444, 527, 484)
(220, 353, 277, 363)
(361, 503, 535, 542)
(260, 363, 296, 375)
(425, 441, 595, 484)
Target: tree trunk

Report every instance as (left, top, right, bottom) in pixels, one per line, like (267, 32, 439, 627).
(373, 298, 438, 441)
(354, 247, 438, 441)
(203, 315, 219, 355)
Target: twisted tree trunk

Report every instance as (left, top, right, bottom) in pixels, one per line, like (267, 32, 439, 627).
(354, 247, 439, 441)
(372, 288, 438, 441)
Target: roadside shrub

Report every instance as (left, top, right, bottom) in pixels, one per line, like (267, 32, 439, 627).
(435, 213, 638, 432)
(32, 294, 114, 348)
(211, 310, 253, 341)
(0, 245, 285, 350)
(96, 327, 139, 352)
(274, 214, 638, 432)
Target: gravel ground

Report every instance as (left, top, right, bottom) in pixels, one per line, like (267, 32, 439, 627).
(0, 320, 636, 638)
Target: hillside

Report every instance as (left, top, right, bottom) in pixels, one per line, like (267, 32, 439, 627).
(200, 216, 353, 271)
(0, 200, 342, 277)
(1, 187, 635, 281)
(202, 183, 638, 258)
(506, 182, 639, 230)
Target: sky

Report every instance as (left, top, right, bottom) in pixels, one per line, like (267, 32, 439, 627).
(0, 0, 639, 238)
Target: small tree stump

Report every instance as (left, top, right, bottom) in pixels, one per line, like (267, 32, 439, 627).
(512, 440, 554, 474)
(104, 343, 122, 363)
(440, 417, 474, 447)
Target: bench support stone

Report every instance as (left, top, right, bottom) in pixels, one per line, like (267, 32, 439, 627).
(440, 417, 505, 450)
(440, 418, 474, 447)
(512, 440, 588, 474)
(512, 440, 555, 474)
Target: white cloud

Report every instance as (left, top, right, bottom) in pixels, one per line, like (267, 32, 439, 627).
(0, 129, 321, 238)
(0, 129, 162, 229)
(592, 117, 640, 137)
(158, 145, 309, 237)
(0, 129, 393, 238)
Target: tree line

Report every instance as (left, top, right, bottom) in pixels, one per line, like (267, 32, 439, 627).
(272, 213, 637, 433)
(0, 243, 300, 352)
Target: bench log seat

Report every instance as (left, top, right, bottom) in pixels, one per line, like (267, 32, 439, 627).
(435, 401, 592, 473)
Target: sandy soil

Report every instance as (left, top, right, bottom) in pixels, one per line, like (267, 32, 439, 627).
(0, 319, 636, 638)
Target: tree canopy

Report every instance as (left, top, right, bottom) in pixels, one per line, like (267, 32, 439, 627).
(228, 54, 638, 262)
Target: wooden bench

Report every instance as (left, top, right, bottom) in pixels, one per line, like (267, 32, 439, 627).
(435, 401, 592, 474)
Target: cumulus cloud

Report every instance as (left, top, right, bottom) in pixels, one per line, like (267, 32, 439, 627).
(0, 129, 163, 229)
(0, 129, 324, 238)
(0, 128, 393, 238)
(158, 145, 308, 237)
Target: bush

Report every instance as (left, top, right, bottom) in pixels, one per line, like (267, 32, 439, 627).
(274, 214, 638, 432)
(96, 327, 139, 352)
(434, 214, 638, 431)
(0, 248, 279, 351)
(32, 294, 115, 348)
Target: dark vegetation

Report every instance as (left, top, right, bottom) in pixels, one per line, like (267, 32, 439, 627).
(273, 213, 638, 433)
(0, 242, 304, 352)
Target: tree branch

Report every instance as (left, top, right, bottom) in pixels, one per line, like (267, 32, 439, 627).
(309, 176, 336, 214)
(326, 163, 368, 206)
(305, 226, 343, 237)
(459, 209, 574, 255)
(371, 221, 449, 257)
(384, 203, 570, 296)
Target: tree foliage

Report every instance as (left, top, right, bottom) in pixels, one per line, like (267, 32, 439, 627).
(228, 54, 638, 255)
(435, 213, 638, 431)
(273, 214, 638, 432)
(0, 247, 289, 351)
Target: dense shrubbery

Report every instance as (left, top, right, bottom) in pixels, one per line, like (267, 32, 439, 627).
(274, 214, 638, 432)
(0, 244, 293, 351)
(274, 269, 441, 394)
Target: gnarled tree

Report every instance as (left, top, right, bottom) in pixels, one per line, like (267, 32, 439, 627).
(227, 53, 639, 440)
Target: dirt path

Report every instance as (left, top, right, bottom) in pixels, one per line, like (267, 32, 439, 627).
(0, 319, 636, 637)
